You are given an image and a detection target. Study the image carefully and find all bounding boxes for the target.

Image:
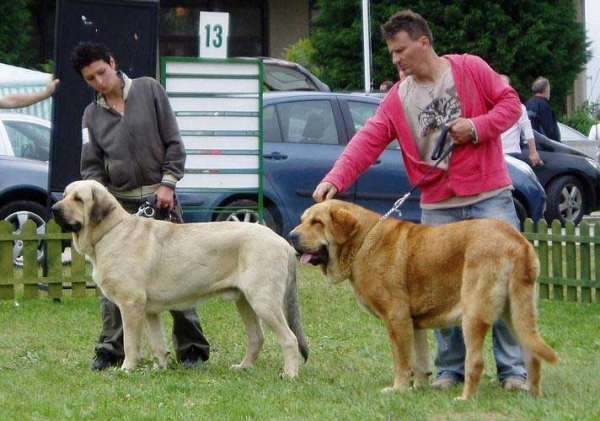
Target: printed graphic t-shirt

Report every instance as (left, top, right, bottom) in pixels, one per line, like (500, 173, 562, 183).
(398, 67, 461, 170)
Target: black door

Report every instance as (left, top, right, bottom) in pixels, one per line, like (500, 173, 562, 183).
(49, 0, 159, 195)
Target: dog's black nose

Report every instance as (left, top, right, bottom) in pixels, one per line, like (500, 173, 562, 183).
(288, 231, 300, 246)
(50, 203, 60, 216)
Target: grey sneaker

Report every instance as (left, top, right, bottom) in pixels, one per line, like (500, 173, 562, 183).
(431, 377, 460, 389)
(501, 376, 529, 392)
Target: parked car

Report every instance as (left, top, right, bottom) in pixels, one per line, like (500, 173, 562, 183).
(509, 130, 600, 225)
(259, 57, 330, 92)
(0, 113, 52, 265)
(558, 122, 589, 142)
(179, 92, 546, 236)
(0, 112, 50, 161)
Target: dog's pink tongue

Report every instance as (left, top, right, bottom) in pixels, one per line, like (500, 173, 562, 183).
(300, 253, 313, 265)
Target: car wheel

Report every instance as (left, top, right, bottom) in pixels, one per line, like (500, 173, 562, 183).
(512, 197, 527, 230)
(545, 175, 585, 226)
(215, 199, 280, 234)
(0, 200, 47, 267)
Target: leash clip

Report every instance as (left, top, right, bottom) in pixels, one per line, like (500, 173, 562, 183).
(136, 201, 155, 218)
(380, 192, 410, 221)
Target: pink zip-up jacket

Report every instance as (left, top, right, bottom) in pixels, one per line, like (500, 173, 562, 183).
(323, 54, 522, 204)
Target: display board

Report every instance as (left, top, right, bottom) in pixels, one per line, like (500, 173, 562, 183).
(161, 57, 263, 221)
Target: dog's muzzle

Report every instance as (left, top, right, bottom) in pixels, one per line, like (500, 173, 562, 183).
(288, 232, 329, 266)
(50, 204, 82, 232)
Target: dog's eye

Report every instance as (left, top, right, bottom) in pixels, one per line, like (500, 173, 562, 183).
(74, 195, 83, 202)
(310, 219, 323, 226)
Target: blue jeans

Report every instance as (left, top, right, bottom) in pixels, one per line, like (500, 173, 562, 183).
(421, 190, 527, 383)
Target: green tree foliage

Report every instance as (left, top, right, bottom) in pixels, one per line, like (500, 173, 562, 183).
(0, 0, 35, 66)
(305, 0, 589, 114)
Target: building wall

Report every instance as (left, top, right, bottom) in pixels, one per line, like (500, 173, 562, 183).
(267, 0, 309, 58)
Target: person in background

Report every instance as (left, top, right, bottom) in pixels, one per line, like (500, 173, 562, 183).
(0, 77, 59, 109)
(587, 109, 600, 162)
(525, 76, 561, 142)
(499, 75, 543, 167)
(70, 41, 210, 371)
(313, 9, 528, 392)
(379, 80, 394, 92)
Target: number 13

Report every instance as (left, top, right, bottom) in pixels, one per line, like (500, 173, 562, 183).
(204, 24, 223, 48)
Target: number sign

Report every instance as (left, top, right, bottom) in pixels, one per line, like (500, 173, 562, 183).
(199, 12, 229, 59)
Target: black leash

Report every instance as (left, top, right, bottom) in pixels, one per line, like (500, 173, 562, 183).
(380, 125, 454, 221)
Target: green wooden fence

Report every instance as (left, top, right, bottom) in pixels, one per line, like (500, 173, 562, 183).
(0, 218, 599, 303)
(522, 218, 599, 304)
(0, 219, 93, 301)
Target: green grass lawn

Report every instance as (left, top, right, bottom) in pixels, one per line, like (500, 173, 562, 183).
(1, 264, 599, 420)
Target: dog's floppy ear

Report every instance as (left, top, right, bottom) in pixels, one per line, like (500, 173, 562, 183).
(330, 207, 360, 243)
(90, 186, 116, 223)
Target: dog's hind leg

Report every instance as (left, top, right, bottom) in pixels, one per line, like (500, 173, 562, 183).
(231, 295, 265, 372)
(412, 329, 431, 388)
(248, 297, 300, 378)
(459, 315, 490, 401)
(145, 312, 169, 370)
(523, 347, 542, 396)
(501, 314, 541, 396)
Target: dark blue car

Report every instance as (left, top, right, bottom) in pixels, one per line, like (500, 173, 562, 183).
(179, 92, 546, 236)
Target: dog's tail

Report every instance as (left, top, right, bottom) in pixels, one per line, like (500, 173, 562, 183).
(285, 249, 309, 362)
(509, 241, 558, 365)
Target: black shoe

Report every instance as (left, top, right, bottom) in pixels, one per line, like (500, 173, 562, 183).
(180, 348, 205, 370)
(90, 349, 123, 371)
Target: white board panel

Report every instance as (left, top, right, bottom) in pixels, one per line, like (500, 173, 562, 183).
(166, 61, 259, 76)
(182, 136, 259, 150)
(166, 78, 259, 94)
(185, 154, 259, 169)
(178, 173, 259, 189)
(170, 96, 259, 113)
(177, 116, 258, 131)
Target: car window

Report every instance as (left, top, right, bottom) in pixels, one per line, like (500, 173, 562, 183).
(263, 105, 283, 142)
(346, 99, 399, 150)
(3, 120, 50, 161)
(272, 100, 338, 145)
(347, 100, 377, 132)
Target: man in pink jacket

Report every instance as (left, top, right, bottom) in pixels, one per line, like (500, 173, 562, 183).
(313, 10, 529, 392)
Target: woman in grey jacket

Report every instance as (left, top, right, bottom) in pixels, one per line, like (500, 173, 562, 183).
(71, 42, 210, 370)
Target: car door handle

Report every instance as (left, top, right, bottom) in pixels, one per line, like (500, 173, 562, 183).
(263, 152, 288, 160)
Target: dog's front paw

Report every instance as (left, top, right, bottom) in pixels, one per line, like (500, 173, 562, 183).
(229, 363, 247, 371)
(381, 386, 409, 394)
(278, 371, 298, 379)
(152, 361, 167, 371)
(121, 360, 137, 372)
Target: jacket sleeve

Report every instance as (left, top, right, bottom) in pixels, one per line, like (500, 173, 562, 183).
(80, 111, 109, 185)
(461, 56, 522, 142)
(518, 105, 535, 141)
(322, 105, 395, 193)
(538, 102, 559, 141)
(152, 79, 186, 187)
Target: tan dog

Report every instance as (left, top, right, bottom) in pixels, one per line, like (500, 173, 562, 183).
(288, 200, 557, 400)
(51, 180, 308, 377)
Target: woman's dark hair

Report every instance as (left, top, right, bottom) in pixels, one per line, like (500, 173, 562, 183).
(70, 42, 113, 76)
(381, 10, 433, 44)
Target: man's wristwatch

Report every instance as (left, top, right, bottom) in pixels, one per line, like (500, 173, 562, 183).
(467, 119, 478, 144)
